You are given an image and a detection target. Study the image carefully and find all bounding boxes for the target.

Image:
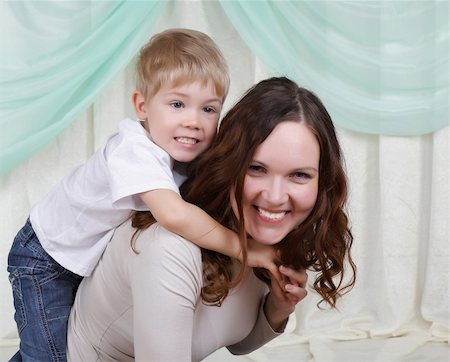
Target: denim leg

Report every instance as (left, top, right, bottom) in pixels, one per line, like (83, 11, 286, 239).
(7, 219, 83, 362)
(8, 351, 22, 362)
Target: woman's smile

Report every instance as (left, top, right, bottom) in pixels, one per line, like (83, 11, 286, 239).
(254, 206, 289, 223)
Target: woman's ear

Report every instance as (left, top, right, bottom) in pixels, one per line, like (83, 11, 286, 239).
(132, 91, 147, 120)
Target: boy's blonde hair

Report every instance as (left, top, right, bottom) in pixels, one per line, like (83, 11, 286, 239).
(136, 28, 230, 101)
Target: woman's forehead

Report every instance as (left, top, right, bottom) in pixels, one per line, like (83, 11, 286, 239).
(253, 122, 320, 169)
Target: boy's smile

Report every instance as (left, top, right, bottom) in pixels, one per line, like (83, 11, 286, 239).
(133, 81, 222, 162)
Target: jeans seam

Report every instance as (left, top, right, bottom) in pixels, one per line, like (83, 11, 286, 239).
(9, 271, 27, 333)
(33, 274, 62, 361)
(17, 219, 34, 247)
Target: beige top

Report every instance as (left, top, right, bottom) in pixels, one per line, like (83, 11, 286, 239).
(67, 221, 282, 361)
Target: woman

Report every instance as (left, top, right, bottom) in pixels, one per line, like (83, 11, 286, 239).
(67, 77, 356, 361)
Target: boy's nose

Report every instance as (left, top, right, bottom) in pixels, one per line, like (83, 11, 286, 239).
(182, 111, 201, 129)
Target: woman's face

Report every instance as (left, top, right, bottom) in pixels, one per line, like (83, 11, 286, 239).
(235, 121, 320, 245)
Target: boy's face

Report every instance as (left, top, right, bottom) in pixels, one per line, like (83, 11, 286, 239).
(133, 81, 223, 163)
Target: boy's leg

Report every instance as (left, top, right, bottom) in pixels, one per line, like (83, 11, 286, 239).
(7, 219, 82, 362)
(8, 351, 22, 362)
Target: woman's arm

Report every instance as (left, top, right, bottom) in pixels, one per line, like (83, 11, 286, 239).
(130, 225, 203, 360)
(226, 294, 284, 355)
(227, 266, 308, 355)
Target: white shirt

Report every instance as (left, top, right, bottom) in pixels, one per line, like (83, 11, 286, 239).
(67, 221, 282, 361)
(30, 118, 185, 276)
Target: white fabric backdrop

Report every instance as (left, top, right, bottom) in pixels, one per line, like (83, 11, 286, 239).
(1, 2, 448, 361)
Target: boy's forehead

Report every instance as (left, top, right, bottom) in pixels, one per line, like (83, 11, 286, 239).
(157, 80, 222, 99)
(163, 78, 212, 89)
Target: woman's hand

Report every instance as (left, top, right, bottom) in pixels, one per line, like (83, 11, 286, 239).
(263, 265, 308, 332)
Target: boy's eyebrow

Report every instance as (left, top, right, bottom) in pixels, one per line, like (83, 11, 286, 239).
(164, 91, 222, 104)
(205, 98, 223, 105)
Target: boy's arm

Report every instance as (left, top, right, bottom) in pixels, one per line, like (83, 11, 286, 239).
(139, 189, 281, 280)
(139, 189, 242, 259)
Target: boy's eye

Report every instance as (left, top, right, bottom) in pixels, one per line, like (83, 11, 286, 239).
(203, 106, 216, 114)
(170, 101, 183, 109)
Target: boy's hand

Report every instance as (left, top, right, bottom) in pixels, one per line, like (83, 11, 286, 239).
(246, 238, 284, 289)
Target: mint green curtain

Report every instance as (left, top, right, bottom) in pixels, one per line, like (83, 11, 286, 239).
(0, 1, 166, 176)
(1, 1, 448, 176)
(219, 0, 449, 137)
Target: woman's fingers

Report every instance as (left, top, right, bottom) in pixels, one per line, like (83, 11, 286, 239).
(285, 283, 307, 301)
(280, 266, 308, 302)
(268, 265, 308, 307)
(269, 270, 290, 303)
(267, 263, 286, 292)
(280, 265, 307, 287)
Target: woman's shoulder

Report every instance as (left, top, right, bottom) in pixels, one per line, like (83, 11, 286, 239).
(126, 222, 204, 297)
(115, 220, 203, 265)
(141, 222, 201, 250)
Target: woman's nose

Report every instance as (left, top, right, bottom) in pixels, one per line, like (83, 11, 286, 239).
(261, 177, 288, 205)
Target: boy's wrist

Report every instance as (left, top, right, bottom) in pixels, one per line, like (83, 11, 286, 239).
(226, 231, 242, 261)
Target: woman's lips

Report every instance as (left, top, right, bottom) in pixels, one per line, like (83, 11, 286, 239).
(255, 206, 288, 222)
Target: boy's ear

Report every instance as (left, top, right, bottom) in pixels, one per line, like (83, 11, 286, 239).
(132, 91, 147, 120)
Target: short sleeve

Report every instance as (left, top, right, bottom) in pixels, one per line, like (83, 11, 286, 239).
(106, 120, 180, 210)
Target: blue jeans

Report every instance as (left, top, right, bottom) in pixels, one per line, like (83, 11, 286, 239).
(7, 219, 83, 362)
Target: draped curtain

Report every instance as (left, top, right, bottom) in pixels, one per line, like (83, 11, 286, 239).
(220, 1, 449, 136)
(1, 1, 448, 176)
(0, 1, 448, 360)
(0, 0, 166, 175)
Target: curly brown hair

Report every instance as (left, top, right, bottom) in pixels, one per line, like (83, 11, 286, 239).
(132, 77, 356, 307)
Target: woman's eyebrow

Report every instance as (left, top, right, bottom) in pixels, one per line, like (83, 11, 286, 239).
(251, 159, 318, 173)
(294, 166, 318, 173)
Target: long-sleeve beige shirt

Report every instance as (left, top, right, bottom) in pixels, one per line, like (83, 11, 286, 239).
(67, 221, 282, 361)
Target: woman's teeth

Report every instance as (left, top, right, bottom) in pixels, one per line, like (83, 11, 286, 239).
(257, 207, 286, 220)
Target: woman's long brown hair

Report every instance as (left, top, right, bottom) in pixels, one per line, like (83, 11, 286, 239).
(132, 77, 356, 307)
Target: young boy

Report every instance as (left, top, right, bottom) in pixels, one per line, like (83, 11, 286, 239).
(7, 29, 277, 362)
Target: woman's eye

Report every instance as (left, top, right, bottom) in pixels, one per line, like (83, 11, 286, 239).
(291, 172, 311, 182)
(170, 101, 183, 109)
(248, 164, 265, 174)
